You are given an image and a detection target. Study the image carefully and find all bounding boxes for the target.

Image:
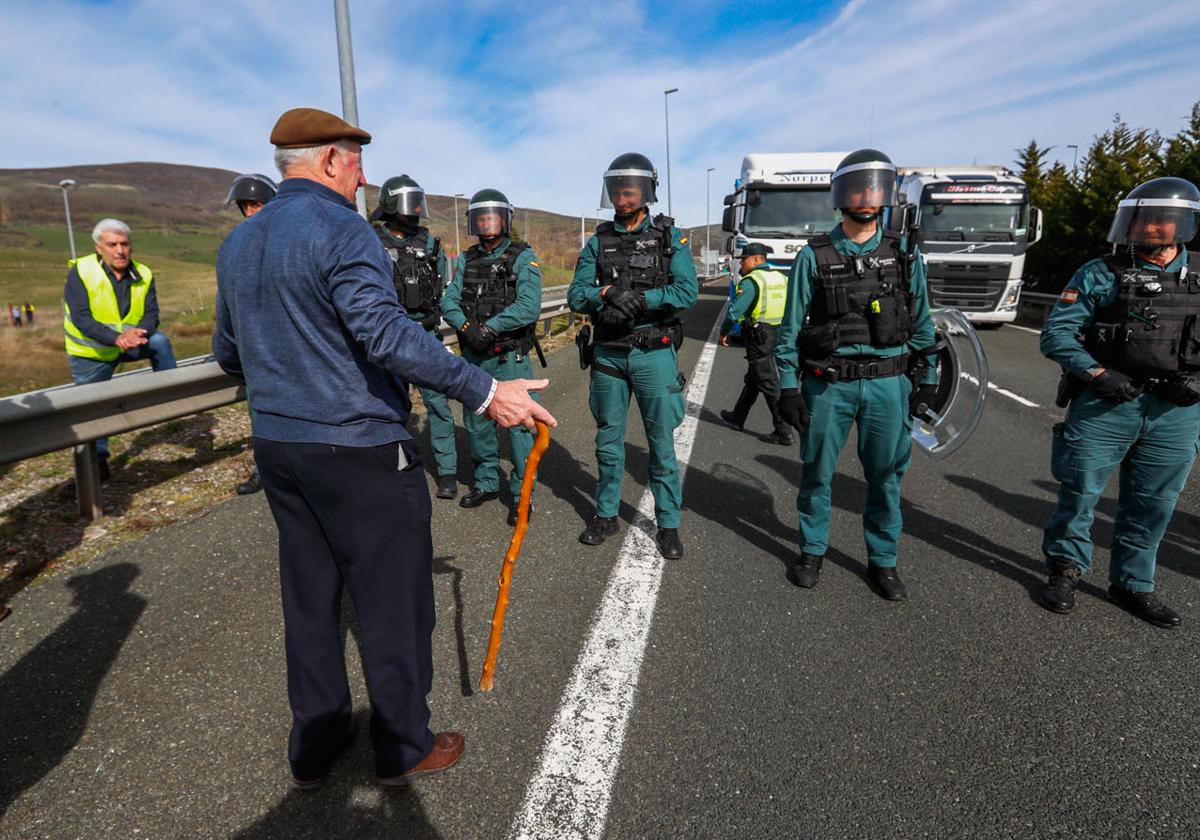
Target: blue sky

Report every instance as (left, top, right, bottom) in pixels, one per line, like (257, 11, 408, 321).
(4, 0, 1199, 227)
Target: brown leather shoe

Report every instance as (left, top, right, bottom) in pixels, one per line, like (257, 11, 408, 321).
(378, 732, 465, 786)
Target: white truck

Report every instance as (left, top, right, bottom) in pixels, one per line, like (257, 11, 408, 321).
(720, 152, 849, 272)
(890, 165, 1042, 327)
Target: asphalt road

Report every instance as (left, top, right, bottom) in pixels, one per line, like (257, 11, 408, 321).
(3, 293, 1199, 839)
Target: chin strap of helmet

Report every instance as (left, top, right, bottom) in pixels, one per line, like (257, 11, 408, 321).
(845, 210, 879, 224)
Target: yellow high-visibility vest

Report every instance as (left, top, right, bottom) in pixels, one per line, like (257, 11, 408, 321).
(63, 254, 153, 361)
(745, 267, 788, 326)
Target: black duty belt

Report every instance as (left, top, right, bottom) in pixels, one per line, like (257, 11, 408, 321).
(805, 353, 909, 382)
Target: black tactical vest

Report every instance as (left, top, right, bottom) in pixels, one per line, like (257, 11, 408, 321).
(1085, 251, 1200, 378)
(595, 214, 675, 293)
(798, 231, 914, 356)
(461, 239, 536, 352)
(376, 225, 441, 316)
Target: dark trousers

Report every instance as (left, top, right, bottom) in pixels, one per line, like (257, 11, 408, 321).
(253, 437, 436, 779)
(729, 323, 788, 435)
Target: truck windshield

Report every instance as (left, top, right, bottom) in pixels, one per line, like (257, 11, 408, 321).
(921, 202, 1029, 241)
(744, 189, 840, 237)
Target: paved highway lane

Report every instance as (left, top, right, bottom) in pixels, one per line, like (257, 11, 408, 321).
(2, 301, 1199, 839)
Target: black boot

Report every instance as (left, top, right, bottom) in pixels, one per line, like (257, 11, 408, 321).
(787, 553, 823, 588)
(459, 488, 499, 508)
(1037, 561, 1079, 614)
(758, 430, 794, 446)
(1108, 584, 1181, 629)
(867, 564, 907, 601)
(719, 410, 744, 431)
(507, 504, 533, 527)
(236, 468, 263, 495)
(655, 527, 684, 559)
(579, 515, 619, 546)
(435, 475, 458, 499)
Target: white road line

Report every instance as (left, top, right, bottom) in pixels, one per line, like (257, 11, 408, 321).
(510, 303, 727, 840)
(1007, 324, 1042, 335)
(987, 381, 1040, 408)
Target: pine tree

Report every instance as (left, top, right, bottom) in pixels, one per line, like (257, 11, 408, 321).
(1164, 100, 1200, 188)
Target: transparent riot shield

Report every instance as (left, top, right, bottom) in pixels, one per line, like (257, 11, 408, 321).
(911, 308, 988, 460)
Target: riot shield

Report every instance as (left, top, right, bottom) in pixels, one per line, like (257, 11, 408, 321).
(911, 308, 988, 460)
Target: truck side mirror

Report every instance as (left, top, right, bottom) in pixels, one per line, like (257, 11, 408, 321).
(721, 206, 736, 233)
(1030, 207, 1043, 245)
(723, 192, 737, 206)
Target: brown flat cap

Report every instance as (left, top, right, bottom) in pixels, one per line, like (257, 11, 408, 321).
(270, 107, 372, 148)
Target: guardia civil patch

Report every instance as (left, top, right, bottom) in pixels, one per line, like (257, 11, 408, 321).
(1059, 288, 1079, 304)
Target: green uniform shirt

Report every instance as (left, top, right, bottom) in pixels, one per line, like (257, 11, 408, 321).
(1040, 247, 1191, 378)
(568, 214, 698, 321)
(443, 237, 543, 333)
(775, 224, 936, 390)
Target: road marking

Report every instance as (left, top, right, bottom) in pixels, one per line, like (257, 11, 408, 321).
(1007, 324, 1042, 335)
(510, 303, 727, 840)
(988, 381, 1040, 408)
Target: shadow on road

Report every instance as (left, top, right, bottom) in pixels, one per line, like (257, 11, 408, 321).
(231, 779, 442, 840)
(432, 555, 474, 698)
(0, 563, 147, 817)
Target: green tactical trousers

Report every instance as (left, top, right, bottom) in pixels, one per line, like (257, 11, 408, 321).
(415, 383, 457, 479)
(1042, 390, 1200, 592)
(462, 348, 537, 498)
(797, 373, 914, 566)
(589, 344, 687, 528)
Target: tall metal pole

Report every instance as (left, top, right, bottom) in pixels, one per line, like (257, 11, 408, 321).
(59, 179, 77, 260)
(333, 0, 367, 217)
(453, 193, 464, 257)
(706, 167, 715, 275)
(664, 88, 678, 217)
(580, 213, 585, 250)
(1067, 144, 1079, 175)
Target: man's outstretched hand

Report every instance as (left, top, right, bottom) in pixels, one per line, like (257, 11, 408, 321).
(485, 379, 559, 431)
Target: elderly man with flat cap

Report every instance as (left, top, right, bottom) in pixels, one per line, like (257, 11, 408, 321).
(212, 107, 556, 790)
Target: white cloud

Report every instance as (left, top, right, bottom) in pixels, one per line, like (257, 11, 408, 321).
(2, 0, 1198, 227)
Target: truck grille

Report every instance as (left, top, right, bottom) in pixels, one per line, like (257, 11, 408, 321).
(925, 262, 1010, 311)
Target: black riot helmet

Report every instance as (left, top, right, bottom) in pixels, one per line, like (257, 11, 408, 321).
(467, 188, 514, 237)
(601, 152, 659, 210)
(830, 149, 897, 222)
(1106, 176, 1200, 250)
(371, 174, 429, 222)
(224, 173, 278, 212)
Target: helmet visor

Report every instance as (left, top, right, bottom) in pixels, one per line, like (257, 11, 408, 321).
(1106, 198, 1199, 246)
(382, 184, 428, 218)
(830, 162, 897, 210)
(468, 202, 512, 237)
(601, 169, 657, 210)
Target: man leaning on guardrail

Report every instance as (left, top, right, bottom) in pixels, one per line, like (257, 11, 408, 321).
(63, 218, 178, 481)
(211, 107, 556, 792)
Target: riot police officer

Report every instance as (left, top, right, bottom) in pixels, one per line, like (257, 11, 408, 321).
(225, 173, 278, 220)
(774, 149, 938, 600)
(1037, 176, 1200, 629)
(442, 189, 544, 524)
(226, 173, 278, 495)
(371, 174, 458, 499)
(568, 152, 698, 559)
(718, 242, 792, 444)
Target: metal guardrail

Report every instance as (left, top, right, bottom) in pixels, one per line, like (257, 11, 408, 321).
(0, 294, 572, 520)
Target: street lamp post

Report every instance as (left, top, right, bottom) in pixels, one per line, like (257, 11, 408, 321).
(664, 87, 678, 217)
(1067, 144, 1080, 175)
(453, 193, 465, 258)
(58, 179, 78, 261)
(705, 167, 715, 275)
(333, 0, 367, 217)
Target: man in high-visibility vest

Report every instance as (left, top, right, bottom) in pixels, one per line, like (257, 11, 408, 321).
(63, 218, 177, 480)
(718, 242, 792, 444)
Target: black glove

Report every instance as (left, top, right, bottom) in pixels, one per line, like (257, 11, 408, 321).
(598, 304, 633, 327)
(420, 312, 441, 331)
(604, 287, 643, 319)
(1089, 369, 1141, 403)
(778, 388, 810, 432)
(460, 321, 497, 354)
(909, 383, 939, 417)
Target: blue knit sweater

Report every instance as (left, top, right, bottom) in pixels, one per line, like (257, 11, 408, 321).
(213, 178, 493, 446)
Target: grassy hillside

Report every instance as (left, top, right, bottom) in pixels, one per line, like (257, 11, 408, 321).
(0, 162, 716, 396)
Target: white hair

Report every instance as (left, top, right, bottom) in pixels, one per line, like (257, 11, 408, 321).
(92, 218, 132, 243)
(274, 139, 359, 177)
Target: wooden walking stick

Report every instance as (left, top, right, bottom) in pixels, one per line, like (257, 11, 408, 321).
(479, 420, 551, 691)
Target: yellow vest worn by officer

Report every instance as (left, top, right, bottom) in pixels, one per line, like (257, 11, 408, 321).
(63, 254, 152, 361)
(746, 267, 788, 326)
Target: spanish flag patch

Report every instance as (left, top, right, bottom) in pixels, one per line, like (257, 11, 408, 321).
(1059, 288, 1079, 304)
(680, 236, 688, 244)
(530, 261, 539, 268)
